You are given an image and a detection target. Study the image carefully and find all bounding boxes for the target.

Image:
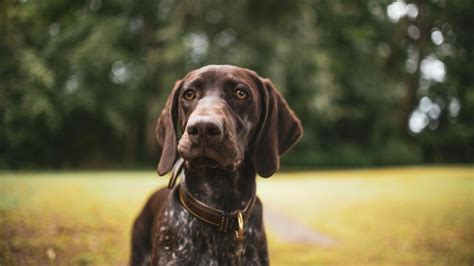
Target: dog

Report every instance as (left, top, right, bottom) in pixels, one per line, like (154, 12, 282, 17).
(130, 65, 302, 265)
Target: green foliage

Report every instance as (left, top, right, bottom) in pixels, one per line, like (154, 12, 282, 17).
(377, 138, 423, 165)
(0, 0, 473, 168)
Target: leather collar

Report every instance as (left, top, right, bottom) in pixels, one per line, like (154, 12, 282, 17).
(169, 158, 256, 239)
(178, 184, 255, 239)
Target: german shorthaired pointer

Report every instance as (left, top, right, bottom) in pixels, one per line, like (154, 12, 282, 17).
(130, 65, 302, 265)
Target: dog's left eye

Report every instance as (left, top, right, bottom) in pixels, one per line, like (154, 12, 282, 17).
(233, 89, 248, 100)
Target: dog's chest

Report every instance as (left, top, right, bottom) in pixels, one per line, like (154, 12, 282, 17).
(153, 204, 266, 266)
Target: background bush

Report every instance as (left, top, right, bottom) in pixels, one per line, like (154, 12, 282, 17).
(1, 0, 473, 169)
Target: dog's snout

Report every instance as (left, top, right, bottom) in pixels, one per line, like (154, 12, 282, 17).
(186, 116, 223, 143)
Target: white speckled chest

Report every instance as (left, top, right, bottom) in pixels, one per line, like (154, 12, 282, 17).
(152, 192, 268, 266)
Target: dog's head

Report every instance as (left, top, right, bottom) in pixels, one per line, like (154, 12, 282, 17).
(156, 65, 302, 177)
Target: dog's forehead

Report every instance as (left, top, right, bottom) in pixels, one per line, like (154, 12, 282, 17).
(184, 65, 254, 85)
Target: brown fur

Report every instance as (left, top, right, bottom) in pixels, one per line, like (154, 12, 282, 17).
(131, 65, 302, 265)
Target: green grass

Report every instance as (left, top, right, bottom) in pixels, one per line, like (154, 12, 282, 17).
(0, 167, 473, 265)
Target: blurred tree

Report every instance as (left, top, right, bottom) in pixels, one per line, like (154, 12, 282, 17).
(0, 0, 472, 168)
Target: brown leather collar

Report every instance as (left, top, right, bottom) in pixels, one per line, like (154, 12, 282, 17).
(168, 158, 256, 239)
(178, 183, 256, 240)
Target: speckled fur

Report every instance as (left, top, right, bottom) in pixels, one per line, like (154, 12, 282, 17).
(131, 158, 269, 266)
(151, 188, 267, 266)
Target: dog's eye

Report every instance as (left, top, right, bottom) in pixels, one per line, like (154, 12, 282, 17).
(233, 89, 248, 100)
(183, 89, 196, 100)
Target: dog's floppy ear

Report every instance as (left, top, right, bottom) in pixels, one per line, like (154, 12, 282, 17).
(252, 78, 303, 177)
(156, 80, 182, 176)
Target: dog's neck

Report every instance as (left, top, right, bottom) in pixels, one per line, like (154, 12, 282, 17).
(182, 156, 256, 212)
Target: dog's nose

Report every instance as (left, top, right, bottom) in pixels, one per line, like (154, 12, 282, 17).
(186, 116, 223, 143)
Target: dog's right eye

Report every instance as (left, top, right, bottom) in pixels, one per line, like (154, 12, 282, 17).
(183, 89, 196, 100)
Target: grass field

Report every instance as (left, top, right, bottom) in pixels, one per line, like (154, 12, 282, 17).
(0, 167, 473, 265)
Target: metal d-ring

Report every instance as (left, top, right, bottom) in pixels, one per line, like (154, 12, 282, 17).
(235, 211, 244, 240)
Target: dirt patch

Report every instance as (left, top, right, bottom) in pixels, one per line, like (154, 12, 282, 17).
(263, 207, 337, 247)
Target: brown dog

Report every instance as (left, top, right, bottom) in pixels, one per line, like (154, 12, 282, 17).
(131, 65, 302, 265)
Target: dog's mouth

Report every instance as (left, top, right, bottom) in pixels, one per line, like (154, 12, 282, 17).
(187, 156, 241, 172)
(177, 141, 242, 172)
(177, 130, 243, 172)
(190, 156, 220, 168)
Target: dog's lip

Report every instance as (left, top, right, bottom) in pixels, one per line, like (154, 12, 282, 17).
(190, 156, 219, 168)
(177, 140, 242, 170)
